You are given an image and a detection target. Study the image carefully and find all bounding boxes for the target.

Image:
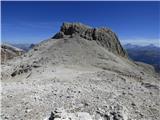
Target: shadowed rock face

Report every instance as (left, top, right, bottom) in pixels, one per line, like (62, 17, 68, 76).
(53, 22, 128, 58)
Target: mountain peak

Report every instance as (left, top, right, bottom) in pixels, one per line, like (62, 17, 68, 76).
(53, 22, 128, 58)
(61, 22, 92, 34)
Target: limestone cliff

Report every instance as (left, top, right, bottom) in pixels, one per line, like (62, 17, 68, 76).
(53, 22, 128, 58)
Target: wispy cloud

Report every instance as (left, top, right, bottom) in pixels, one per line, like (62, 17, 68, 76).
(121, 38, 160, 47)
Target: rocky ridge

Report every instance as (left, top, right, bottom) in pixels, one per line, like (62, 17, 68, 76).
(1, 43, 24, 63)
(53, 22, 128, 58)
(1, 22, 160, 120)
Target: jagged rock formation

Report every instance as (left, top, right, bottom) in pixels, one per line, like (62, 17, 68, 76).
(1, 44, 24, 63)
(1, 22, 160, 120)
(53, 23, 128, 58)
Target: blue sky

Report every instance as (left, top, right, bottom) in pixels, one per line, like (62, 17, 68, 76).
(1, 1, 160, 45)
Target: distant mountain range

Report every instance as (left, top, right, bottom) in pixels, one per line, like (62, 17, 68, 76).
(11, 43, 35, 51)
(124, 43, 160, 72)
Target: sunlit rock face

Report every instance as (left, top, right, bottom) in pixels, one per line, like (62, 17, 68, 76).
(53, 22, 128, 58)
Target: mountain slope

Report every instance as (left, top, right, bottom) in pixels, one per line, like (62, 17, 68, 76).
(1, 23, 160, 120)
(1, 43, 24, 63)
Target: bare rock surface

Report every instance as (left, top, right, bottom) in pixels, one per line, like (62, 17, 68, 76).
(53, 22, 128, 58)
(1, 23, 160, 120)
(1, 43, 24, 63)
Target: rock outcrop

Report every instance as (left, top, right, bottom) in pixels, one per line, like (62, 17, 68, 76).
(53, 22, 128, 58)
(1, 44, 24, 63)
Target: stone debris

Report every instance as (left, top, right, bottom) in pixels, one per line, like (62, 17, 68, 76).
(45, 108, 93, 120)
(1, 22, 160, 120)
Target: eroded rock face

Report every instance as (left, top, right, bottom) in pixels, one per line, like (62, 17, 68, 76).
(53, 22, 128, 58)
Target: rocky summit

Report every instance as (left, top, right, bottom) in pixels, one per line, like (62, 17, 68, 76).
(53, 22, 128, 58)
(1, 22, 160, 120)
